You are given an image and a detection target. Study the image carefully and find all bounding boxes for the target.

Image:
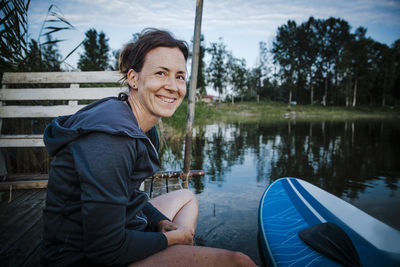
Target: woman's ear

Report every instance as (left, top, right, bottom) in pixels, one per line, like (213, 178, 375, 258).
(127, 69, 138, 90)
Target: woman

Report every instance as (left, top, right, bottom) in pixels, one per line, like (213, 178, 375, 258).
(42, 28, 256, 267)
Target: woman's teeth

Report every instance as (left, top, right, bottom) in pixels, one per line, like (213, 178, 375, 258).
(159, 96, 174, 103)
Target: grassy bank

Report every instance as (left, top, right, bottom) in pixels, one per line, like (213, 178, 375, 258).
(162, 100, 400, 128)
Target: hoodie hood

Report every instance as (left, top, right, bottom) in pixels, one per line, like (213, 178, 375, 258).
(44, 97, 157, 157)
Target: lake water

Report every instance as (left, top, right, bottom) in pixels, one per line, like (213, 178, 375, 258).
(160, 118, 400, 265)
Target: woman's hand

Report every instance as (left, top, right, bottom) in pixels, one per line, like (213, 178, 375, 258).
(157, 220, 178, 233)
(162, 224, 194, 246)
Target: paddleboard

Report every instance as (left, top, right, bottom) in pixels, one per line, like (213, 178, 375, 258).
(258, 177, 400, 267)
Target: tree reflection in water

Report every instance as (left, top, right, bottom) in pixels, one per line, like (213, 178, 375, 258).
(159, 119, 400, 265)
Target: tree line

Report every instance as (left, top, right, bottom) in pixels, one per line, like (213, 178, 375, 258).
(203, 17, 400, 107)
(1, 2, 399, 106)
(271, 17, 400, 107)
(45, 17, 400, 107)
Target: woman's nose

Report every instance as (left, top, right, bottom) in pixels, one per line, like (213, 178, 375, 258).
(165, 77, 178, 92)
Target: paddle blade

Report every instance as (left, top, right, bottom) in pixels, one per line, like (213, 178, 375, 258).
(299, 222, 361, 267)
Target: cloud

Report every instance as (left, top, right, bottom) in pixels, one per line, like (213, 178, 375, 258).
(29, 0, 400, 38)
(69, 0, 195, 29)
(27, 0, 400, 68)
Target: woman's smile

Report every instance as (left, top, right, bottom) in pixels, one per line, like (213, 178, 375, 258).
(157, 95, 176, 104)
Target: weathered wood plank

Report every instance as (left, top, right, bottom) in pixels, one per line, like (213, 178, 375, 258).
(7, 188, 46, 205)
(7, 173, 49, 181)
(1, 71, 123, 84)
(0, 87, 124, 100)
(0, 189, 46, 266)
(0, 140, 44, 147)
(0, 192, 7, 202)
(22, 239, 42, 267)
(0, 188, 27, 204)
(0, 180, 48, 190)
(4, 211, 43, 267)
(0, 105, 86, 118)
(0, 190, 45, 266)
(2, 196, 40, 233)
(0, 135, 44, 147)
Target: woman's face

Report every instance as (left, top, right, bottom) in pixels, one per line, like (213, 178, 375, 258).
(128, 47, 187, 119)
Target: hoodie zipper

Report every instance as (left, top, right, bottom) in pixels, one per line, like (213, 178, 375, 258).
(146, 138, 158, 158)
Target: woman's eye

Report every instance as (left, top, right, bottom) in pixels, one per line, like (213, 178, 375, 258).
(177, 75, 186, 81)
(156, 71, 166, 76)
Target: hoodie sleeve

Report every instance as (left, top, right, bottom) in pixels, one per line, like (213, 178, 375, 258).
(70, 133, 168, 265)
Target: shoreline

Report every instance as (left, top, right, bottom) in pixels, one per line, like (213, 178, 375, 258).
(161, 101, 400, 131)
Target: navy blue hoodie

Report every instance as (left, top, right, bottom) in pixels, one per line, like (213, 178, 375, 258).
(42, 97, 169, 266)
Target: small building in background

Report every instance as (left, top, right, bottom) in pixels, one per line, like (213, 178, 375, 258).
(202, 95, 215, 103)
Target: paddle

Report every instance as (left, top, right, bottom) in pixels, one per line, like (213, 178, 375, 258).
(299, 222, 362, 267)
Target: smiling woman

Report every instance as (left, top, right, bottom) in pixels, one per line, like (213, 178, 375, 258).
(126, 47, 187, 131)
(41, 28, 256, 267)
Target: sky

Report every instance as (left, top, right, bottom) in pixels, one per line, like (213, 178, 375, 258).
(28, 0, 400, 70)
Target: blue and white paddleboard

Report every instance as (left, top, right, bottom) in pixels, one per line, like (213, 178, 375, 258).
(258, 177, 400, 267)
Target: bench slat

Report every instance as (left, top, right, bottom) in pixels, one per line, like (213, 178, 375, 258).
(2, 71, 123, 84)
(0, 135, 44, 147)
(0, 105, 86, 118)
(0, 87, 124, 100)
(0, 180, 48, 190)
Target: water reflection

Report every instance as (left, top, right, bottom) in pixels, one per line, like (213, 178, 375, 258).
(160, 119, 400, 265)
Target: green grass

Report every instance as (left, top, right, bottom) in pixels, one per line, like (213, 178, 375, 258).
(162, 100, 400, 129)
(162, 100, 223, 129)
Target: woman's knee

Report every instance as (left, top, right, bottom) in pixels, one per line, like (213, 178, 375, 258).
(179, 188, 196, 199)
(230, 251, 256, 267)
(184, 189, 197, 203)
(175, 189, 198, 206)
(215, 250, 255, 267)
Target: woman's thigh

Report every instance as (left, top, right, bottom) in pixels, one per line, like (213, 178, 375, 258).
(149, 189, 197, 221)
(128, 245, 255, 267)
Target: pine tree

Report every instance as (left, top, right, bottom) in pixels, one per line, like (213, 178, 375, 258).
(78, 29, 110, 71)
(19, 35, 61, 72)
(392, 40, 400, 105)
(111, 49, 120, 71)
(41, 35, 62, 71)
(23, 40, 44, 71)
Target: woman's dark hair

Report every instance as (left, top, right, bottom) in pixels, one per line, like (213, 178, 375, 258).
(119, 28, 189, 84)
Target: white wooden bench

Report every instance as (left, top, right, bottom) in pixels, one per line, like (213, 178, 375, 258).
(0, 71, 123, 189)
(0, 71, 202, 193)
(0, 71, 122, 149)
